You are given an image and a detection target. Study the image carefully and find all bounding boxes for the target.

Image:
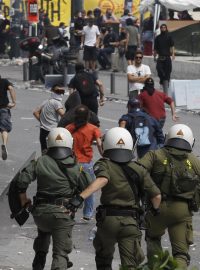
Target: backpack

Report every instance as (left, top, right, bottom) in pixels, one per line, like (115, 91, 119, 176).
(154, 149, 200, 211)
(128, 114, 152, 147)
(75, 72, 96, 96)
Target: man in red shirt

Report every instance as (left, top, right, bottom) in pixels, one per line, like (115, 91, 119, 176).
(66, 105, 102, 221)
(138, 77, 179, 128)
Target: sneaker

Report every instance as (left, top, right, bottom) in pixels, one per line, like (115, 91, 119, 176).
(1, 144, 7, 160)
(67, 260, 73, 268)
(81, 217, 92, 222)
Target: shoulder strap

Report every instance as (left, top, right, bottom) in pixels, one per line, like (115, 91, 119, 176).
(47, 155, 79, 192)
(121, 164, 142, 205)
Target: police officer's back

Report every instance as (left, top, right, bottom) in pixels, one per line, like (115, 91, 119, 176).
(66, 127, 161, 269)
(15, 128, 92, 270)
(138, 124, 200, 269)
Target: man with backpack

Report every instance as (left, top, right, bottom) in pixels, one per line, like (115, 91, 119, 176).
(68, 62, 105, 115)
(119, 98, 164, 158)
(138, 124, 200, 269)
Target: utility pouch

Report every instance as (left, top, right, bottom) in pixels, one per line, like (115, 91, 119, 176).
(138, 207, 146, 230)
(188, 199, 198, 212)
(188, 185, 200, 212)
(96, 206, 106, 225)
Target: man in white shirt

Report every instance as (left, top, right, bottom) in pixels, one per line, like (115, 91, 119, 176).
(81, 18, 100, 71)
(33, 85, 65, 154)
(127, 51, 151, 98)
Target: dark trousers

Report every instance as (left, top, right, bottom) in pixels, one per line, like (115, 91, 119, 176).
(156, 57, 172, 85)
(81, 97, 98, 115)
(39, 128, 50, 152)
(98, 47, 114, 68)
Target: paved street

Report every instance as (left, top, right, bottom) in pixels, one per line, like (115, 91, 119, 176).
(0, 63, 200, 269)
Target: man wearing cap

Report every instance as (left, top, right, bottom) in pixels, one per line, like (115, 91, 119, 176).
(138, 77, 179, 128)
(119, 98, 164, 158)
(127, 51, 151, 99)
(33, 84, 65, 154)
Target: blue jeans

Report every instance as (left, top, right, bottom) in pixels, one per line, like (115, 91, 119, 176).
(80, 161, 96, 219)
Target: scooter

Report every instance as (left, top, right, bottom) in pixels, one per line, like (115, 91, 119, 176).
(20, 35, 78, 82)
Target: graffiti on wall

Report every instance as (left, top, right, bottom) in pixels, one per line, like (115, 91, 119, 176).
(0, 0, 71, 26)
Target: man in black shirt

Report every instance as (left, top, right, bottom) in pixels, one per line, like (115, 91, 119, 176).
(0, 76, 16, 160)
(97, 26, 117, 70)
(154, 24, 175, 94)
(68, 63, 105, 115)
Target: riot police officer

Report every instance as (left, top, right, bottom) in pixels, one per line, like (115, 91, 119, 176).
(137, 124, 200, 269)
(67, 127, 161, 270)
(15, 127, 92, 270)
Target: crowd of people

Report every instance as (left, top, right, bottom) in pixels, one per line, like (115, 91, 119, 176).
(2, 55, 199, 270)
(1, 5, 200, 270)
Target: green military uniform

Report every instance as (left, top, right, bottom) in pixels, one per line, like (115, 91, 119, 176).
(16, 154, 91, 270)
(93, 158, 160, 270)
(138, 146, 200, 269)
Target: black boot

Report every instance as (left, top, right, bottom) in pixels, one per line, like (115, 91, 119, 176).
(32, 251, 47, 270)
(95, 256, 112, 270)
(67, 258, 73, 268)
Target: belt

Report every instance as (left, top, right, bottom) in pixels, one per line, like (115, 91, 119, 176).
(158, 56, 170, 60)
(34, 197, 70, 206)
(99, 205, 138, 218)
(105, 208, 138, 218)
(162, 195, 188, 202)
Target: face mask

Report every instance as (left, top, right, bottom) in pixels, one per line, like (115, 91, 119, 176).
(145, 85, 155, 96)
(51, 92, 63, 101)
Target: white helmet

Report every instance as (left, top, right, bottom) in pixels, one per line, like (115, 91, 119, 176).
(165, 124, 194, 151)
(103, 127, 134, 163)
(47, 128, 73, 159)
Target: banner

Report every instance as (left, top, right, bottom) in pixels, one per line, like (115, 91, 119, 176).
(132, 0, 141, 18)
(39, 0, 71, 26)
(1, 0, 71, 26)
(84, 0, 125, 18)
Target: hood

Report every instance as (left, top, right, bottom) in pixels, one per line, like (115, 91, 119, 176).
(143, 86, 155, 96)
(164, 146, 190, 160)
(64, 91, 81, 112)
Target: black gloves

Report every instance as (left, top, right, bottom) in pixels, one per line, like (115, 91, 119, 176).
(65, 194, 84, 212)
(150, 207, 160, 216)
